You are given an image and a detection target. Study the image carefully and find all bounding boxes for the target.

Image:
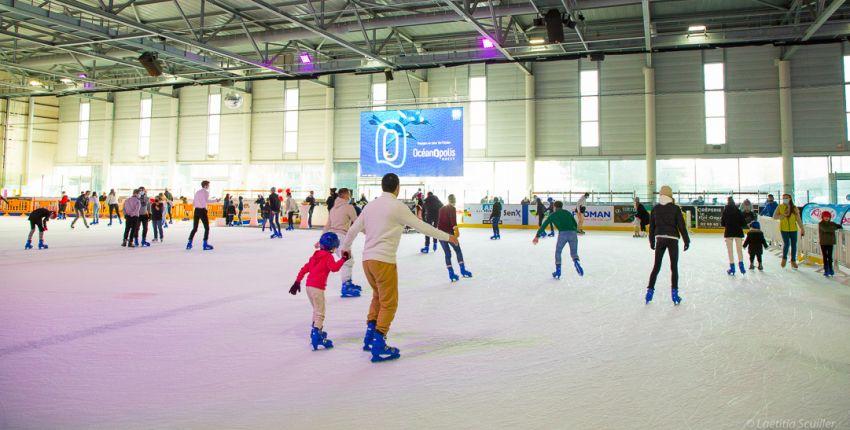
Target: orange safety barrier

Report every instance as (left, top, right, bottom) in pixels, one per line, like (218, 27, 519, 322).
(0, 198, 32, 215)
(3, 198, 201, 221)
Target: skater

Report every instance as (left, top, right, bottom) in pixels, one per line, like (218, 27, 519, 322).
(107, 189, 121, 225)
(759, 194, 778, 217)
(421, 191, 442, 252)
(721, 196, 747, 275)
(773, 193, 804, 268)
(488, 197, 502, 240)
(437, 194, 472, 282)
(290, 232, 350, 350)
(284, 191, 298, 231)
(743, 221, 767, 271)
(187, 180, 213, 250)
(237, 196, 244, 226)
(90, 190, 100, 225)
(323, 187, 361, 297)
(576, 192, 589, 234)
(545, 197, 556, 236)
(138, 187, 151, 247)
(340, 173, 458, 362)
(223, 194, 232, 226)
(58, 192, 69, 220)
(305, 191, 316, 229)
(326, 188, 338, 212)
(633, 198, 650, 238)
(268, 187, 282, 238)
(533, 200, 583, 279)
(645, 185, 690, 305)
(741, 199, 756, 227)
(357, 193, 368, 206)
(535, 195, 546, 237)
(226, 196, 237, 227)
(164, 188, 174, 224)
(25, 207, 55, 250)
(122, 189, 141, 248)
(818, 211, 843, 277)
(151, 195, 165, 242)
(261, 201, 271, 232)
(70, 191, 89, 229)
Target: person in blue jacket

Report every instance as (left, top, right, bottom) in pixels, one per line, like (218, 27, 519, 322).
(759, 194, 778, 217)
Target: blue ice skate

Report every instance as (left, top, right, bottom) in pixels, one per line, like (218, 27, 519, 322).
(363, 321, 376, 351)
(573, 259, 584, 276)
(203, 241, 214, 251)
(645, 288, 654, 304)
(310, 326, 333, 350)
(459, 264, 473, 278)
(448, 267, 459, 282)
(672, 288, 682, 305)
(727, 264, 735, 276)
(134, 238, 139, 247)
(552, 264, 561, 280)
(186, 240, 193, 250)
(420, 246, 429, 254)
(738, 261, 746, 275)
(341, 281, 361, 298)
(141, 241, 151, 247)
(24, 240, 32, 250)
(547, 231, 555, 237)
(432, 241, 437, 251)
(38, 240, 48, 250)
(370, 332, 400, 363)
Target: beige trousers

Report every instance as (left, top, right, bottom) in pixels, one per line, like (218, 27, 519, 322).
(306, 287, 326, 329)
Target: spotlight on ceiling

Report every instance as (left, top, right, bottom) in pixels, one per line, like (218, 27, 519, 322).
(299, 52, 313, 64)
(529, 37, 546, 45)
(688, 25, 707, 33)
(59, 77, 75, 84)
(28, 79, 43, 87)
(480, 37, 495, 49)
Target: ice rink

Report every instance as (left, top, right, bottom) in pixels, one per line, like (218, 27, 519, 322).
(1, 216, 849, 430)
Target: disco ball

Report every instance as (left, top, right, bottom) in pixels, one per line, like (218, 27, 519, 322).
(223, 91, 243, 109)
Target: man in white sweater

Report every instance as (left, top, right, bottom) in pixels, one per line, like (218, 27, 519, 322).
(324, 187, 361, 298)
(342, 173, 458, 362)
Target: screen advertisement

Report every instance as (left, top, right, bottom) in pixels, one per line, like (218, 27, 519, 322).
(360, 108, 464, 177)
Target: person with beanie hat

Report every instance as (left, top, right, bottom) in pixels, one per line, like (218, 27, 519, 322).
(743, 221, 768, 271)
(818, 211, 843, 277)
(645, 185, 690, 305)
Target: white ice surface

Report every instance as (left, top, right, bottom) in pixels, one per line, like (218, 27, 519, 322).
(1, 217, 849, 430)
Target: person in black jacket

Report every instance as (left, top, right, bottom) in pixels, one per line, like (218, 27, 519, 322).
(646, 185, 690, 305)
(70, 191, 89, 229)
(26, 207, 55, 249)
(489, 197, 503, 240)
(633, 197, 650, 238)
(721, 196, 747, 275)
(420, 192, 443, 253)
(305, 191, 316, 229)
(743, 221, 768, 271)
(535, 196, 547, 238)
(268, 187, 282, 238)
(326, 188, 338, 212)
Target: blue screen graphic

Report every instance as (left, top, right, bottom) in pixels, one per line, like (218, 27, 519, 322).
(360, 108, 464, 177)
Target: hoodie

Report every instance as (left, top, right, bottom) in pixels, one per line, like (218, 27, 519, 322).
(295, 249, 348, 289)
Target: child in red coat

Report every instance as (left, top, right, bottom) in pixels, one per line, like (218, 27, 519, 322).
(290, 232, 349, 350)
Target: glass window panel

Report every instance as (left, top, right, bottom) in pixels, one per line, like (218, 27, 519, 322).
(581, 121, 599, 147)
(284, 131, 298, 153)
(581, 96, 598, 122)
(706, 117, 726, 144)
(571, 160, 608, 193)
(78, 120, 89, 140)
(470, 124, 486, 149)
(469, 77, 487, 101)
(847, 113, 850, 141)
(580, 70, 598, 96)
(140, 98, 152, 117)
(610, 160, 647, 194)
(739, 157, 782, 194)
(208, 94, 221, 115)
(139, 135, 150, 157)
(207, 133, 219, 156)
(845, 85, 850, 113)
(534, 161, 572, 192)
(705, 91, 726, 117)
(794, 157, 829, 204)
(208, 115, 220, 133)
(285, 111, 298, 131)
(493, 161, 526, 203)
(79, 102, 90, 121)
(695, 158, 738, 192)
(285, 88, 299, 110)
(139, 118, 151, 137)
(77, 138, 88, 157)
(658, 159, 696, 193)
(704, 63, 724, 90)
(845, 56, 850, 83)
(372, 83, 387, 111)
(470, 101, 486, 125)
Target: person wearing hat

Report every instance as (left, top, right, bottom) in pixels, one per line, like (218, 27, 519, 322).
(743, 221, 768, 271)
(646, 185, 690, 305)
(818, 211, 843, 277)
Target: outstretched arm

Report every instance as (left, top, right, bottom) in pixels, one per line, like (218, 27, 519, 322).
(397, 204, 451, 242)
(341, 214, 365, 252)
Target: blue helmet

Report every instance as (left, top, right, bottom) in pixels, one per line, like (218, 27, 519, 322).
(319, 232, 340, 251)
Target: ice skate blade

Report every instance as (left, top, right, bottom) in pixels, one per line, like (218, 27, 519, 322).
(371, 353, 400, 363)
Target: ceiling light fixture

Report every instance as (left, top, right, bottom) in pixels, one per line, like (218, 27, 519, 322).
(529, 38, 545, 45)
(688, 25, 707, 33)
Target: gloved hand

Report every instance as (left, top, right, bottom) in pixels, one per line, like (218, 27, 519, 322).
(289, 281, 301, 295)
(342, 250, 351, 260)
(683, 242, 690, 252)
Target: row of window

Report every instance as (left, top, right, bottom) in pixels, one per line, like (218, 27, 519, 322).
(74, 55, 849, 158)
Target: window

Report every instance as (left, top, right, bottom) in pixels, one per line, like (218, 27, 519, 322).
(844, 56, 850, 140)
(580, 70, 599, 147)
(704, 63, 726, 145)
(207, 93, 221, 157)
(372, 82, 386, 111)
(77, 101, 90, 157)
(469, 76, 487, 150)
(138, 97, 152, 157)
(284, 88, 299, 153)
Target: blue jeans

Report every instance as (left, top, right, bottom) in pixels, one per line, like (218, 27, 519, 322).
(555, 230, 579, 265)
(781, 231, 798, 262)
(91, 205, 99, 222)
(491, 216, 500, 236)
(440, 241, 465, 267)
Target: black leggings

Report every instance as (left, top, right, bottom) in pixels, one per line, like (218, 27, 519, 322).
(287, 211, 295, 229)
(749, 252, 763, 266)
(123, 216, 139, 241)
(189, 208, 209, 242)
(821, 245, 834, 272)
(139, 215, 150, 241)
(647, 237, 680, 290)
(424, 218, 437, 246)
(109, 204, 120, 221)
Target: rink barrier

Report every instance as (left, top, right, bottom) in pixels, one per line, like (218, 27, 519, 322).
(757, 215, 845, 272)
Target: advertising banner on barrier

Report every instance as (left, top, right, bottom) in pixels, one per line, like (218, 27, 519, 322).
(696, 206, 723, 228)
(360, 108, 464, 177)
(564, 205, 614, 226)
(462, 203, 526, 225)
(613, 205, 637, 224)
(801, 204, 850, 226)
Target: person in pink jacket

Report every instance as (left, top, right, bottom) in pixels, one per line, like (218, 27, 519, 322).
(323, 187, 361, 298)
(290, 232, 349, 350)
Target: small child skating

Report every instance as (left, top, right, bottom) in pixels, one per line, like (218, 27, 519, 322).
(743, 221, 768, 271)
(533, 200, 583, 279)
(818, 212, 843, 277)
(26, 207, 55, 249)
(289, 232, 350, 350)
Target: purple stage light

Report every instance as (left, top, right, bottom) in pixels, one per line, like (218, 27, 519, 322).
(299, 52, 313, 64)
(481, 38, 495, 49)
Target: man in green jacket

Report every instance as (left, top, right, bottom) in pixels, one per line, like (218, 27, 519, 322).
(532, 200, 584, 279)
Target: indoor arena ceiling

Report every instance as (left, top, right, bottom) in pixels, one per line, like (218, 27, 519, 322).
(1, 0, 850, 97)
